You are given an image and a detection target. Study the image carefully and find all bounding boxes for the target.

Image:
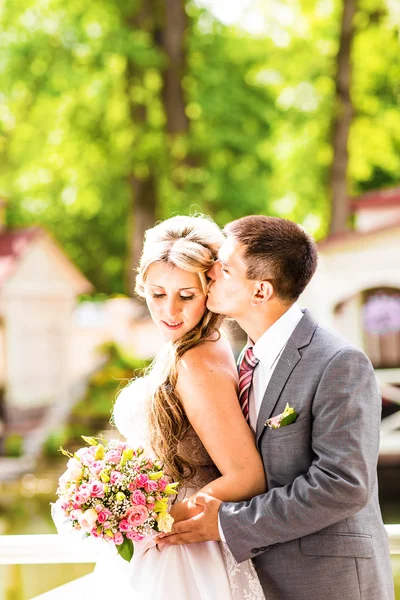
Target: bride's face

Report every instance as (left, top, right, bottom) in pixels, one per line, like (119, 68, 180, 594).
(143, 261, 207, 342)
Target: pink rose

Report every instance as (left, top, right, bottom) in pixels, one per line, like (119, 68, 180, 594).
(89, 481, 105, 498)
(96, 509, 111, 523)
(76, 447, 90, 458)
(105, 450, 121, 464)
(77, 487, 91, 502)
(110, 470, 123, 485)
(125, 505, 149, 527)
(81, 453, 95, 467)
(126, 530, 145, 541)
(116, 441, 128, 451)
(268, 415, 281, 428)
(97, 511, 108, 524)
(157, 478, 168, 492)
(95, 504, 104, 513)
(119, 519, 130, 532)
(91, 527, 101, 538)
(127, 482, 137, 491)
(131, 490, 146, 506)
(71, 509, 83, 520)
(135, 474, 149, 487)
(144, 480, 158, 493)
(114, 531, 124, 545)
(90, 461, 104, 475)
(147, 503, 155, 511)
(103, 521, 111, 529)
(72, 493, 87, 506)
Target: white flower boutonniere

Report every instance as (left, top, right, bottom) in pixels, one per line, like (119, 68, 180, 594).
(266, 403, 298, 429)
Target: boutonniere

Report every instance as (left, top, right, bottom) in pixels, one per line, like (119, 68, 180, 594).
(266, 403, 298, 429)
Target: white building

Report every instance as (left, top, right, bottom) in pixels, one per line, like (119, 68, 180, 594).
(0, 225, 92, 441)
(300, 187, 400, 462)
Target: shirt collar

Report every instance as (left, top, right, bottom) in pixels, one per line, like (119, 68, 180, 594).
(252, 303, 304, 370)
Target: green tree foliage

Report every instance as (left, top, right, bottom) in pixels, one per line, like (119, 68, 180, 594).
(0, 0, 399, 293)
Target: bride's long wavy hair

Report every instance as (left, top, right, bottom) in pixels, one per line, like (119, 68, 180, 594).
(135, 215, 225, 485)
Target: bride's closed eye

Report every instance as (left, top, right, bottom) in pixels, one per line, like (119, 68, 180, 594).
(152, 293, 195, 301)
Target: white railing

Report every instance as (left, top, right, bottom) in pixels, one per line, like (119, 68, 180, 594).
(0, 527, 399, 599)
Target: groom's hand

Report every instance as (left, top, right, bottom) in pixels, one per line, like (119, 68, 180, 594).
(155, 493, 222, 546)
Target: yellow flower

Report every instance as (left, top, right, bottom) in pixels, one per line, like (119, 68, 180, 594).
(165, 482, 179, 495)
(154, 499, 168, 513)
(148, 471, 164, 480)
(94, 445, 105, 460)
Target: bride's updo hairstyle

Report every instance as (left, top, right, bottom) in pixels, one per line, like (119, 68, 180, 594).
(135, 215, 225, 485)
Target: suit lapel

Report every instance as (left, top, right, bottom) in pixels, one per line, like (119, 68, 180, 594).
(255, 309, 318, 444)
(255, 341, 300, 442)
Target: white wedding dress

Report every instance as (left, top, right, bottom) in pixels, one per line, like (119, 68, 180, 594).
(57, 376, 266, 600)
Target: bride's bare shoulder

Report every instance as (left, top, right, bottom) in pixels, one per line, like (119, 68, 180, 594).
(177, 331, 237, 378)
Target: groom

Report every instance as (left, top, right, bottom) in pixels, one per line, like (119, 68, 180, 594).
(158, 215, 394, 600)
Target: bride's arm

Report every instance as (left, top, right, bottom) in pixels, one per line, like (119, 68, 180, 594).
(170, 338, 267, 522)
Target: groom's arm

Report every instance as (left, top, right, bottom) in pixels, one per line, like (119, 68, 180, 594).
(219, 346, 381, 563)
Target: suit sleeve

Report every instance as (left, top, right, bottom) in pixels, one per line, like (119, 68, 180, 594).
(219, 347, 381, 563)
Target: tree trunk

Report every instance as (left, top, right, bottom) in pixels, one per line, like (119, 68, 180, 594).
(329, 0, 358, 235)
(161, 0, 188, 135)
(127, 172, 158, 295)
(126, 0, 189, 295)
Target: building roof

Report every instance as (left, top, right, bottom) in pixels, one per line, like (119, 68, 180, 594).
(0, 226, 92, 292)
(317, 218, 400, 250)
(0, 227, 43, 286)
(351, 187, 400, 210)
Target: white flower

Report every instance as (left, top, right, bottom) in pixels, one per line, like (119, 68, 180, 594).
(78, 508, 98, 532)
(67, 457, 83, 481)
(156, 512, 174, 533)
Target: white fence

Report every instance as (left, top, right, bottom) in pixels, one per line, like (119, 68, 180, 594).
(0, 528, 399, 599)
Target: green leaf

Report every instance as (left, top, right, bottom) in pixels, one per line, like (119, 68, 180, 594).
(81, 435, 98, 446)
(279, 411, 298, 428)
(117, 537, 134, 562)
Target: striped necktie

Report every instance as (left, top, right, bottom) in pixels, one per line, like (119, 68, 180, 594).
(238, 346, 259, 422)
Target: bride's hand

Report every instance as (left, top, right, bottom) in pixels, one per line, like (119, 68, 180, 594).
(170, 497, 204, 523)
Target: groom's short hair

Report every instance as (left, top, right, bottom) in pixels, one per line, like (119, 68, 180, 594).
(224, 215, 318, 302)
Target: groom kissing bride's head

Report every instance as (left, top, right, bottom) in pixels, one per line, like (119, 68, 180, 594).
(206, 214, 318, 336)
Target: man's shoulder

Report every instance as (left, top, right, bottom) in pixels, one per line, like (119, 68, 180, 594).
(310, 322, 370, 364)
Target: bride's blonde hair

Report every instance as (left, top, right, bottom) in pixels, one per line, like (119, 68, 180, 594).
(135, 215, 225, 484)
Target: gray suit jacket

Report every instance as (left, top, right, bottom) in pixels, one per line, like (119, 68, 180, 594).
(219, 310, 394, 600)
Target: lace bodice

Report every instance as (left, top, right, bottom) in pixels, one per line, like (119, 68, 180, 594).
(113, 376, 220, 493)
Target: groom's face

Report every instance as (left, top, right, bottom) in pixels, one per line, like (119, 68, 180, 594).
(206, 237, 255, 319)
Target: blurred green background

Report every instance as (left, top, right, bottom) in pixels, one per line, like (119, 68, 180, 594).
(1, 0, 400, 294)
(0, 0, 400, 597)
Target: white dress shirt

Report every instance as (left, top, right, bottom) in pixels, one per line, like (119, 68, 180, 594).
(218, 303, 304, 541)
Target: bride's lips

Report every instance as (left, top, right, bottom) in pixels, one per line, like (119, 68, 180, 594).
(161, 320, 184, 330)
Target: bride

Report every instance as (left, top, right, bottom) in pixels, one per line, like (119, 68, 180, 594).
(77, 215, 266, 599)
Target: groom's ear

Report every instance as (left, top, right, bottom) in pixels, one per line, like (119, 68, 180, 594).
(251, 280, 274, 305)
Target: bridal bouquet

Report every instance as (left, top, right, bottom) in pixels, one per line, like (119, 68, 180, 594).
(54, 436, 179, 562)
